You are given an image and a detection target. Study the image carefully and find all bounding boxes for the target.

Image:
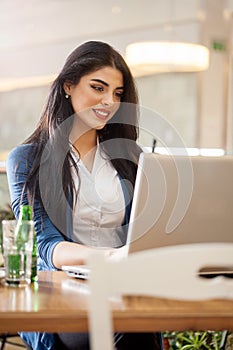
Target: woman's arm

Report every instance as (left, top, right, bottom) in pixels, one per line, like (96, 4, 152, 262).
(6, 144, 65, 270)
(52, 241, 126, 269)
(52, 241, 97, 268)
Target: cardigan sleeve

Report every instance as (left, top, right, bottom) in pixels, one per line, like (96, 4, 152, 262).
(6, 144, 65, 270)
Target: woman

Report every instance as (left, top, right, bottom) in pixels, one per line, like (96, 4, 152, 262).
(6, 41, 162, 349)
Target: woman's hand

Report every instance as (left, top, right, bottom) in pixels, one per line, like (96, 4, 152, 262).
(52, 242, 127, 269)
(107, 245, 128, 261)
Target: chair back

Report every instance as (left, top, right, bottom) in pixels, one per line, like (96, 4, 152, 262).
(87, 243, 233, 350)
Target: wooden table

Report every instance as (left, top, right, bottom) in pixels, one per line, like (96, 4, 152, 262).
(0, 271, 232, 333)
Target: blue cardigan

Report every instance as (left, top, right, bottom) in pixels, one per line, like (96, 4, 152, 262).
(6, 144, 132, 350)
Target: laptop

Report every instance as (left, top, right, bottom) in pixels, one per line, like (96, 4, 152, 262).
(62, 152, 233, 279)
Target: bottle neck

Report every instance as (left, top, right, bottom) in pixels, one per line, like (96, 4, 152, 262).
(19, 205, 33, 221)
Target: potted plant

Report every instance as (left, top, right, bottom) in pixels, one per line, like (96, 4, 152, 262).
(163, 331, 232, 350)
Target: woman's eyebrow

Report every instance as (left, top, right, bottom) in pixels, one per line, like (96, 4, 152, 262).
(90, 78, 124, 90)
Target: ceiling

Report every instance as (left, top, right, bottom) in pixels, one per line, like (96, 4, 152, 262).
(0, 0, 233, 82)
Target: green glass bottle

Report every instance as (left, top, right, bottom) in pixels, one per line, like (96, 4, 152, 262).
(18, 205, 38, 283)
(31, 225, 38, 283)
(16, 205, 33, 249)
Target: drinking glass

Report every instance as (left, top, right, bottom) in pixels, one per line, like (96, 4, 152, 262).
(2, 220, 34, 286)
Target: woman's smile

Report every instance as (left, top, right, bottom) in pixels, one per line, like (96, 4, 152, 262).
(92, 107, 111, 120)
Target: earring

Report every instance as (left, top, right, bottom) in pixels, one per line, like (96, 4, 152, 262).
(65, 94, 69, 99)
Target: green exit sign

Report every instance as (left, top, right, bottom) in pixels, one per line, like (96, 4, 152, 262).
(212, 41, 226, 51)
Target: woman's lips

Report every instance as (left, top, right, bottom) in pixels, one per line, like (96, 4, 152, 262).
(92, 108, 111, 120)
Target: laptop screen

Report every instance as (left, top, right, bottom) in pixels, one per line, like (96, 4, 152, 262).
(127, 152, 233, 254)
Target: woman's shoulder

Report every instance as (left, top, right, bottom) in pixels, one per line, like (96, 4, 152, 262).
(6, 143, 37, 167)
(8, 143, 36, 157)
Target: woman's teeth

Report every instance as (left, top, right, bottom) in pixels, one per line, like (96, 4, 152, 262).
(94, 109, 109, 118)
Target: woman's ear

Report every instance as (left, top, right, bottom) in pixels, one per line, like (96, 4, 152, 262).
(63, 82, 71, 96)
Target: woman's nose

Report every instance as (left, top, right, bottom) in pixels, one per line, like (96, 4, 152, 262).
(101, 93, 114, 106)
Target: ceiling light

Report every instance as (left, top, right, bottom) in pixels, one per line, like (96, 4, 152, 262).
(125, 41, 210, 77)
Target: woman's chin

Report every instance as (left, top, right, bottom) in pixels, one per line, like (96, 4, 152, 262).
(93, 121, 107, 130)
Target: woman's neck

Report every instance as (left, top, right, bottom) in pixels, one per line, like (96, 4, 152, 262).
(70, 119, 97, 159)
(73, 130, 97, 173)
(73, 130, 97, 158)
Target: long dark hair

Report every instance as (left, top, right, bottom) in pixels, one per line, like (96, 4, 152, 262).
(23, 41, 141, 234)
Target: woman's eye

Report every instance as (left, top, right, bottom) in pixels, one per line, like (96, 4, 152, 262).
(91, 85, 104, 92)
(115, 91, 124, 99)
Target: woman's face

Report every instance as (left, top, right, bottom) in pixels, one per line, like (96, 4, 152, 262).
(64, 66, 124, 130)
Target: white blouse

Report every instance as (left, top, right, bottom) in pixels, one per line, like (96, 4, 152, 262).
(70, 145, 126, 248)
